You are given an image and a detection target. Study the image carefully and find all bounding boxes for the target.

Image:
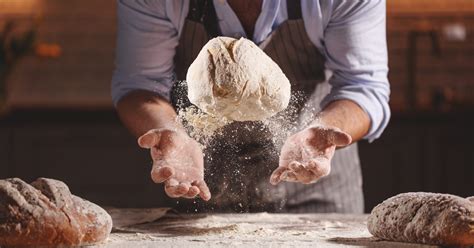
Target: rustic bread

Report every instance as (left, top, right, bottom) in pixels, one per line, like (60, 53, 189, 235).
(0, 178, 112, 247)
(368, 192, 474, 247)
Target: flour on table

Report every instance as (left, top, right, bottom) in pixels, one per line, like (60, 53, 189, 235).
(106, 213, 437, 247)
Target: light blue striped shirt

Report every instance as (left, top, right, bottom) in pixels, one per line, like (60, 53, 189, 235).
(112, 0, 390, 141)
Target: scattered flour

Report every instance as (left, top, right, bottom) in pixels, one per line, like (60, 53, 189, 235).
(177, 106, 231, 144)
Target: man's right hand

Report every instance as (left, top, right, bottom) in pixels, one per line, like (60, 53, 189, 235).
(138, 129, 211, 201)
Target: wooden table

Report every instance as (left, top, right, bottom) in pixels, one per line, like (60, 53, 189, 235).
(98, 211, 438, 248)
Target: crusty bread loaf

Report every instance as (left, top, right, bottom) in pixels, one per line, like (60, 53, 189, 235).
(368, 192, 474, 247)
(0, 178, 112, 247)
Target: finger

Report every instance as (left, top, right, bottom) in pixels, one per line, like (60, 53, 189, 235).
(164, 179, 185, 198)
(280, 170, 298, 182)
(165, 186, 183, 198)
(270, 166, 288, 185)
(167, 178, 179, 187)
(288, 161, 303, 171)
(330, 129, 352, 147)
(193, 180, 211, 201)
(176, 182, 191, 195)
(138, 130, 161, 149)
(150, 166, 174, 183)
(183, 186, 200, 199)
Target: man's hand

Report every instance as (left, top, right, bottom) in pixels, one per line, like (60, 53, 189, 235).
(270, 126, 352, 185)
(138, 129, 211, 201)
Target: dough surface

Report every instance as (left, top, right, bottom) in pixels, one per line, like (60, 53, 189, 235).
(186, 37, 291, 121)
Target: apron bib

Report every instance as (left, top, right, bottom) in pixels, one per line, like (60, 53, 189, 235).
(171, 0, 364, 213)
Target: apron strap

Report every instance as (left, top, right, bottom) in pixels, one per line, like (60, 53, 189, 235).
(187, 0, 220, 37)
(287, 0, 302, 20)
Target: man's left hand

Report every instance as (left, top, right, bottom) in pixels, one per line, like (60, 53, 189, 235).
(270, 125, 352, 185)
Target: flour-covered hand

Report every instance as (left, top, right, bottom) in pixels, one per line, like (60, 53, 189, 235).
(270, 126, 352, 185)
(138, 129, 211, 201)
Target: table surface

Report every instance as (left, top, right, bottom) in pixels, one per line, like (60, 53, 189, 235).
(95, 211, 439, 248)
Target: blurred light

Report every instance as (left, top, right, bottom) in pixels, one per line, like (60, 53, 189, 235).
(443, 23, 467, 41)
(35, 43, 62, 58)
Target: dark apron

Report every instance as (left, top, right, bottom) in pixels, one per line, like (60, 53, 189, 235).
(170, 0, 364, 213)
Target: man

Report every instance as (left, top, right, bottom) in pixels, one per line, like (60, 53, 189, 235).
(112, 0, 390, 213)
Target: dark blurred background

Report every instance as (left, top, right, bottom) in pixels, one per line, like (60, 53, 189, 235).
(0, 0, 473, 212)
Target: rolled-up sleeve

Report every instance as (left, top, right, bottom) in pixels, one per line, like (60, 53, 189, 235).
(320, 0, 390, 142)
(112, 0, 185, 105)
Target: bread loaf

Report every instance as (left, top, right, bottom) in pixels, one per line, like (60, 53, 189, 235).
(0, 178, 112, 247)
(368, 192, 474, 247)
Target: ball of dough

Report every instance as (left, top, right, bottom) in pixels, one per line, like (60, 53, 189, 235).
(186, 37, 291, 121)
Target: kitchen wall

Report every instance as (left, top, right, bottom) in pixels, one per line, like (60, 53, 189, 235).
(2, 0, 116, 109)
(387, 0, 474, 112)
(1, 0, 473, 212)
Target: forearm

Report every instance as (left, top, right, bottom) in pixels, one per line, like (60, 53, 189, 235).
(116, 90, 184, 138)
(312, 99, 370, 143)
